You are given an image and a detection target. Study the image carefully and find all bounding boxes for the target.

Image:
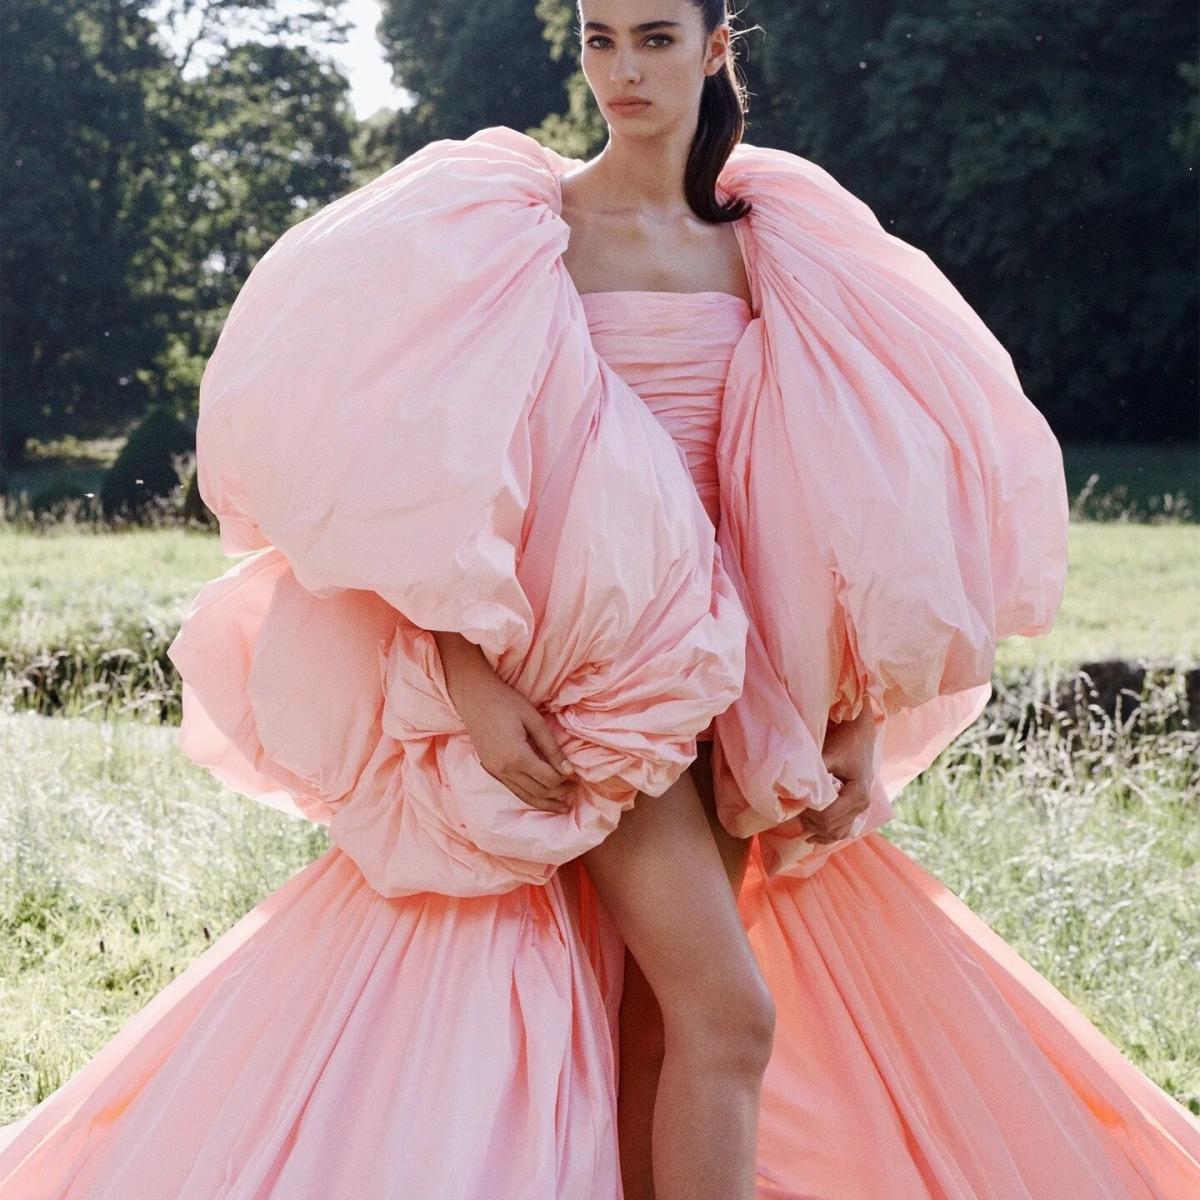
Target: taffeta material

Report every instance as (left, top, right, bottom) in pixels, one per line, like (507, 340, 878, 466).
(2, 127, 1196, 1198)
(181, 123, 1066, 888)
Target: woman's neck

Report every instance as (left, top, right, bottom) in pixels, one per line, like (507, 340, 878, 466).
(572, 133, 694, 216)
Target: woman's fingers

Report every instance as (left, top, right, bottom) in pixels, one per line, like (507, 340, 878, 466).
(520, 749, 571, 794)
(523, 712, 575, 777)
(513, 750, 572, 800)
(481, 766, 567, 813)
(513, 772, 571, 813)
(802, 811, 847, 836)
(506, 772, 570, 813)
(803, 818, 856, 844)
(800, 779, 870, 844)
(802, 815, 851, 843)
(805, 823, 854, 844)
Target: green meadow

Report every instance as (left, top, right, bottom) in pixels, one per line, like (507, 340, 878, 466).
(2, 518, 1196, 712)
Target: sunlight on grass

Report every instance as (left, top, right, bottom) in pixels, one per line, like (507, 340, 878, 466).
(0, 522, 1196, 720)
(0, 712, 328, 1117)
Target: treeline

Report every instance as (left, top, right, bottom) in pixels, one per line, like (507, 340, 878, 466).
(2, 0, 1195, 483)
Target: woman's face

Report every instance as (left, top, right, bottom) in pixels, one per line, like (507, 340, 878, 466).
(578, 1, 729, 136)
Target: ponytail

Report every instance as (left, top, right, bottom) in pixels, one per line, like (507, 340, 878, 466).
(684, 2, 754, 223)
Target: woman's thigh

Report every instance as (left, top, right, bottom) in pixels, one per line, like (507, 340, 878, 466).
(689, 741, 753, 895)
(581, 757, 769, 1021)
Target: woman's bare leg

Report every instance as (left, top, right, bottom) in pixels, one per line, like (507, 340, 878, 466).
(615, 950, 664, 1199)
(613, 741, 755, 1199)
(582, 745, 770, 1200)
(691, 741, 755, 893)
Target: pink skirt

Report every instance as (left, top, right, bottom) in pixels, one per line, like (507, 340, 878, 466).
(2, 832, 1197, 1199)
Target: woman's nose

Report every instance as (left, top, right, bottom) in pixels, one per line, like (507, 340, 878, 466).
(611, 52, 640, 84)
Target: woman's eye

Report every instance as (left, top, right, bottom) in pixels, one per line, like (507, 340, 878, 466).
(583, 35, 673, 49)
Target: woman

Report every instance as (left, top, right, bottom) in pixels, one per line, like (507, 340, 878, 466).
(2, 3, 1197, 1198)
(434, 6, 881, 1197)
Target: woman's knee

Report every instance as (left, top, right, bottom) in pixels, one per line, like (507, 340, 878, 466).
(581, 768, 775, 1075)
(662, 964, 776, 1077)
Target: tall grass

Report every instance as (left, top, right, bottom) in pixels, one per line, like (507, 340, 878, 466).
(0, 713, 329, 1117)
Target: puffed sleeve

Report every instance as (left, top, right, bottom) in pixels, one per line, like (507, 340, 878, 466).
(169, 127, 748, 897)
(712, 146, 1068, 876)
(193, 128, 566, 658)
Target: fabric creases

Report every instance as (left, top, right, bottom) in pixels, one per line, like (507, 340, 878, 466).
(177, 126, 749, 897)
(707, 146, 1068, 875)
(581, 286, 753, 745)
(174, 123, 1069, 890)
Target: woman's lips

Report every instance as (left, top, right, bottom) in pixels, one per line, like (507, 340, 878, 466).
(608, 98, 651, 112)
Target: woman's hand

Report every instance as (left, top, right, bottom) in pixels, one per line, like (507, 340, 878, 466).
(432, 630, 576, 814)
(800, 705, 882, 845)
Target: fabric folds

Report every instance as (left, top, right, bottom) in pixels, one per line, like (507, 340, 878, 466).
(176, 124, 1069, 888)
(2, 126, 1197, 1200)
(178, 127, 748, 897)
(706, 146, 1068, 875)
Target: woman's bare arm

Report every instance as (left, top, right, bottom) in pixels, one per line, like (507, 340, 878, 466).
(430, 629, 575, 812)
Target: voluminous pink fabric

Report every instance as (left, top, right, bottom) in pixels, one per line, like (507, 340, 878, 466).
(179, 122, 1065, 892)
(581, 286, 752, 742)
(2, 126, 1197, 1197)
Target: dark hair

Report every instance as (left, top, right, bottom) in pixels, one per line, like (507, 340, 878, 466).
(685, 1, 753, 223)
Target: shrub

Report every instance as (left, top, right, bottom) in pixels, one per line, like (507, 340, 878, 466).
(99, 409, 195, 520)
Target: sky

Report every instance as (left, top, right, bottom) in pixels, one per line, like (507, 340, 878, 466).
(322, 0, 409, 118)
(153, 0, 409, 120)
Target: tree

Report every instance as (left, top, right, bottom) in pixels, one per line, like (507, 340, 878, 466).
(859, 0, 1197, 440)
(377, 0, 575, 157)
(1, 0, 179, 471)
(532, 0, 1197, 442)
(0, 0, 359, 477)
(172, 40, 358, 367)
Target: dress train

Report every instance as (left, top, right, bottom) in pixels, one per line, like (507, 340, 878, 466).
(2, 831, 1197, 1199)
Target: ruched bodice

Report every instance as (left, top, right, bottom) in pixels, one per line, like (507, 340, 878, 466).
(582, 288, 753, 745)
(581, 289, 753, 528)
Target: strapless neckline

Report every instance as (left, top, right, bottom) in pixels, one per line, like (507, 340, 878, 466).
(580, 285, 749, 747)
(580, 288, 753, 318)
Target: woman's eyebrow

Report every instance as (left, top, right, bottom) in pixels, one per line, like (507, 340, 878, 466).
(583, 20, 683, 33)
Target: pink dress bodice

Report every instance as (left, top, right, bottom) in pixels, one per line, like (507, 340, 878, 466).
(582, 288, 753, 743)
(580, 289, 753, 529)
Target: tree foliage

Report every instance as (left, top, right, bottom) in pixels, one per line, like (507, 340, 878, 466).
(377, 0, 574, 157)
(535, 0, 1198, 442)
(1, 0, 356, 477)
(2, 0, 178, 468)
(1, 0, 1195, 486)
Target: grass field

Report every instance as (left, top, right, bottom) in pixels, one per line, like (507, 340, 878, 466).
(0, 511, 1197, 1124)
(0, 714, 331, 1120)
(8, 439, 1197, 522)
(1063, 441, 1198, 520)
(999, 521, 1200, 668)
(1, 520, 1197, 713)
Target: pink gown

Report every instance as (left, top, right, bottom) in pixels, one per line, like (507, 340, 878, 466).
(2, 278, 1197, 1198)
